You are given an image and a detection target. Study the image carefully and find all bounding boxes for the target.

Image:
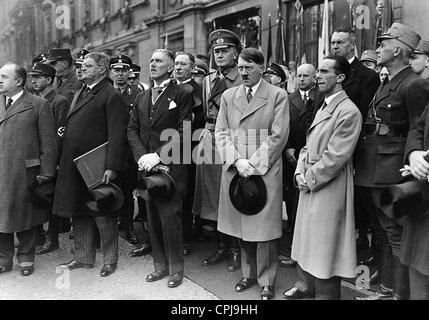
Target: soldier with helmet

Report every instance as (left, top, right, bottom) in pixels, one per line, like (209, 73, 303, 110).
(193, 29, 243, 272)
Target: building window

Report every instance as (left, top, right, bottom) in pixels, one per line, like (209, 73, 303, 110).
(286, 0, 333, 67)
(163, 32, 184, 53)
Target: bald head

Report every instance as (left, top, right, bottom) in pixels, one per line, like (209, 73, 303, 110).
(297, 64, 316, 91)
(0, 62, 27, 97)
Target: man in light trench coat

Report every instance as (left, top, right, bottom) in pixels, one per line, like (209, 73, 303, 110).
(283, 55, 362, 300)
(215, 48, 290, 300)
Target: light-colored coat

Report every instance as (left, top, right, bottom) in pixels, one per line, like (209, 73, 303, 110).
(0, 91, 57, 233)
(215, 79, 289, 241)
(291, 90, 362, 279)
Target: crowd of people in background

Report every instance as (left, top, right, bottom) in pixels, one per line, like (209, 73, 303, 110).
(1, 20, 429, 300)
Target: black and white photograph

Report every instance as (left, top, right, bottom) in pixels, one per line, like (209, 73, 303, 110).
(1, 0, 429, 305)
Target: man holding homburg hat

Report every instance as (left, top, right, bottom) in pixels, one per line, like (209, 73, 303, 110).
(215, 47, 290, 300)
(193, 29, 243, 271)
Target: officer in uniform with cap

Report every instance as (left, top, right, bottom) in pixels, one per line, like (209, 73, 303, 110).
(74, 49, 90, 84)
(354, 23, 429, 300)
(110, 54, 143, 246)
(28, 63, 71, 255)
(410, 39, 429, 79)
(46, 48, 81, 103)
(129, 63, 149, 92)
(192, 57, 209, 86)
(360, 50, 380, 72)
(32, 53, 48, 67)
(263, 62, 287, 87)
(193, 29, 242, 271)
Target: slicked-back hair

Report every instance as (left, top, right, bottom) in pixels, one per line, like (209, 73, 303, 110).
(239, 47, 265, 66)
(153, 49, 175, 64)
(86, 52, 110, 76)
(175, 52, 195, 65)
(334, 26, 356, 38)
(5, 62, 27, 87)
(324, 54, 351, 81)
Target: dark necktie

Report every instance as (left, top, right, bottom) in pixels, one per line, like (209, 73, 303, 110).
(303, 92, 308, 105)
(247, 87, 253, 103)
(152, 87, 163, 103)
(6, 98, 13, 110)
(57, 77, 63, 89)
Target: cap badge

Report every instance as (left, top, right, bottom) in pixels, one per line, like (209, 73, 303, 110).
(216, 38, 224, 44)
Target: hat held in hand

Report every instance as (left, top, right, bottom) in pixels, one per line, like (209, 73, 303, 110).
(86, 183, 124, 212)
(229, 173, 267, 216)
(136, 166, 176, 202)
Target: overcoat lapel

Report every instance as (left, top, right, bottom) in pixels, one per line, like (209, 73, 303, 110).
(0, 91, 33, 125)
(308, 91, 348, 132)
(240, 80, 268, 123)
(66, 86, 85, 118)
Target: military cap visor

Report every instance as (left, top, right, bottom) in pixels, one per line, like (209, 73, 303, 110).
(413, 40, 429, 55)
(264, 63, 287, 83)
(46, 48, 73, 64)
(377, 23, 421, 50)
(209, 29, 241, 49)
(28, 63, 56, 79)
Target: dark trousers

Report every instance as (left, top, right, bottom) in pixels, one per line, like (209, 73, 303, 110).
(354, 186, 372, 239)
(46, 215, 71, 241)
(120, 164, 138, 232)
(409, 267, 429, 300)
(73, 215, 118, 265)
(183, 162, 196, 245)
(0, 226, 39, 267)
(147, 194, 184, 275)
(239, 239, 278, 287)
(137, 197, 151, 245)
(295, 264, 341, 300)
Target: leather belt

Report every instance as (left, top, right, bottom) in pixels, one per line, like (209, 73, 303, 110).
(364, 123, 407, 137)
(206, 118, 217, 124)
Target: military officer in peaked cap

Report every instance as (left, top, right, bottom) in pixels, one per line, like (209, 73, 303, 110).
(360, 50, 379, 72)
(109, 54, 143, 247)
(410, 39, 429, 79)
(32, 53, 48, 67)
(28, 63, 71, 255)
(129, 63, 148, 92)
(263, 62, 287, 87)
(354, 22, 429, 300)
(46, 48, 81, 103)
(74, 49, 90, 83)
(193, 29, 243, 272)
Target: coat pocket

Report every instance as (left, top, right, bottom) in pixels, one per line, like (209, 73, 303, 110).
(374, 142, 405, 185)
(25, 158, 41, 187)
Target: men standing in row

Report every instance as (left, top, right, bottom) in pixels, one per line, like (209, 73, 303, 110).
(0, 63, 57, 276)
(55, 52, 128, 277)
(128, 49, 193, 287)
(28, 63, 71, 255)
(110, 54, 141, 246)
(174, 52, 204, 255)
(46, 49, 81, 103)
(354, 23, 428, 300)
(215, 48, 290, 300)
(284, 55, 362, 300)
(193, 29, 243, 271)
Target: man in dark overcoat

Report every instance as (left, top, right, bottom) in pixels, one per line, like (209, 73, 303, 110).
(128, 49, 193, 288)
(331, 26, 381, 254)
(0, 62, 57, 276)
(354, 23, 429, 300)
(174, 52, 204, 255)
(53, 52, 128, 277)
(28, 63, 71, 255)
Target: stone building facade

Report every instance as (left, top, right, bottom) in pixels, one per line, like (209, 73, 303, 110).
(0, 0, 428, 83)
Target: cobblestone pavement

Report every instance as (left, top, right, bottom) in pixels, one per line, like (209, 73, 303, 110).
(0, 233, 219, 300)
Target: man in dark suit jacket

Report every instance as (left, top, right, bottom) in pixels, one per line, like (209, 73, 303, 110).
(174, 52, 204, 256)
(280, 63, 323, 269)
(54, 52, 128, 278)
(0, 63, 57, 276)
(47, 48, 82, 103)
(332, 26, 382, 253)
(28, 63, 71, 256)
(354, 23, 429, 300)
(128, 49, 193, 288)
